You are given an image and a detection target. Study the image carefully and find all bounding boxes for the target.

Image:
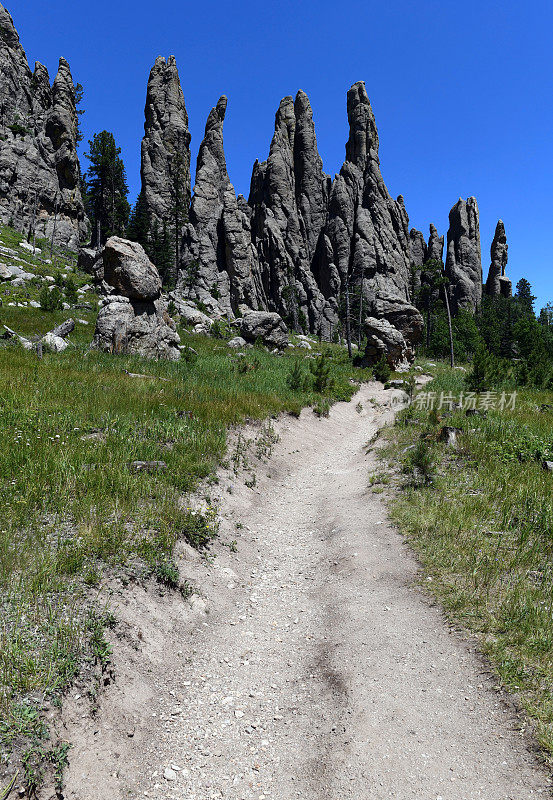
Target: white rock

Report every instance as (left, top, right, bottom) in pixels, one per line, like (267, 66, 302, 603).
(163, 767, 177, 781)
(42, 333, 68, 353)
(29, 301, 40, 308)
(19, 241, 40, 254)
(228, 336, 247, 349)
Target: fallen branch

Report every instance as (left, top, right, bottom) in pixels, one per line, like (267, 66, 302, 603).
(123, 369, 171, 382)
(1, 773, 18, 800)
(48, 318, 75, 338)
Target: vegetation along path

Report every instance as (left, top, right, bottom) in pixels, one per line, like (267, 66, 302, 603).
(62, 383, 551, 799)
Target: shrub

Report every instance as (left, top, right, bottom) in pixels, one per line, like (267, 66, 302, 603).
(64, 276, 78, 305)
(373, 355, 391, 384)
(310, 353, 334, 394)
(39, 286, 63, 312)
(405, 441, 435, 484)
(286, 360, 305, 392)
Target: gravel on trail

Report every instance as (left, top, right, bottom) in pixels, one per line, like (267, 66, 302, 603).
(61, 383, 552, 800)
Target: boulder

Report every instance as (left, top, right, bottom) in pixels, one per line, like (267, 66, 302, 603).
(42, 332, 68, 353)
(364, 317, 412, 370)
(92, 295, 181, 361)
(77, 247, 99, 275)
(236, 311, 289, 349)
(228, 336, 247, 349)
(0, 263, 34, 281)
(169, 296, 214, 328)
(102, 237, 162, 300)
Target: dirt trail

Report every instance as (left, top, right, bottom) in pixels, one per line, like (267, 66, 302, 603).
(62, 383, 551, 800)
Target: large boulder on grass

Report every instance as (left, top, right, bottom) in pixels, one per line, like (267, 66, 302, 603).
(92, 294, 181, 361)
(235, 311, 288, 349)
(102, 237, 162, 300)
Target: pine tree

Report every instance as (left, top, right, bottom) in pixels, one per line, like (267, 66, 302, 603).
(514, 278, 535, 316)
(167, 151, 188, 287)
(127, 189, 150, 247)
(74, 82, 85, 145)
(84, 131, 130, 246)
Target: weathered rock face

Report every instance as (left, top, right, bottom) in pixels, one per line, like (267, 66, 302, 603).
(249, 91, 332, 333)
(236, 311, 289, 349)
(316, 81, 422, 348)
(177, 96, 261, 316)
(409, 229, 427, 269)
(409, 228, 427, 294)
(0, 5, 88, 248)
(140, 55, 191, 285)
(92, 237, 180, 360)
(102, 237, 162, 301)
(364, 317, 412, 370)
(485, 219, 510, 297)
(93, 295, 181, 361)
(445, 197, 482, 311)
(427, 224, 444, 263)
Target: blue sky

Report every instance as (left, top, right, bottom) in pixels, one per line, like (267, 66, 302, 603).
(10, 0, 553, 310)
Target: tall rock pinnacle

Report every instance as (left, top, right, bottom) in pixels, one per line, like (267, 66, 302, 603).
(178, 96, 261, 314)
(427, 224, 444, 263)
(0, 5, 88, 247)
(140, 55, 191, 285)
(249, 90, 330, 331)
(317, 81, 422, 358)
(485, 219, 510, 297)
(445, 197, 482, 311)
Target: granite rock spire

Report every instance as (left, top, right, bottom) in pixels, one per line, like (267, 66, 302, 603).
(0, 5, 88, 247)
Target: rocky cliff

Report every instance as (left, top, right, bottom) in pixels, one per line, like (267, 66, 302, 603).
(174, 79, 422, 359)
(0, 4, 88, 248)
(249, 91, 332, 332)
(129, 61, 505, 364)
(177, 95, 262, 316)
(140, 55, 191, 285)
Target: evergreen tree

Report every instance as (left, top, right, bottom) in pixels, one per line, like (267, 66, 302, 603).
(167, 151, 188, 287)
(74, 82, 85, 145)
(84, 131, 130, 246)
(514, 278, 535, 316)
(539, 302, 553, 327)
(127, 189, 150, 247)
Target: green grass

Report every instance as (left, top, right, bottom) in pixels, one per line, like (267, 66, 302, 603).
(385, 363, 553, 761)
(0, 291, 366, 785)
(0, 223, 97, 319)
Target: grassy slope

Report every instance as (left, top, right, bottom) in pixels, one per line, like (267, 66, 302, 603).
(385, 363, 553, 761)
(0, 226, 368, 787)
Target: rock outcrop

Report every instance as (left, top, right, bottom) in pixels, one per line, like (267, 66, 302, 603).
(409, 228, 427, 269)
(177, 96, 261, 316)
(427, 224, 444, 263)
(316, 81, 422, 356)
(235, 311, 289, 349)
(0, 5, 88, 248)
(445, 197, 482, 312)
(140, 55, 191, 285)
(92, 238, 180, 360)
(409, 228, 427, 294)
(485, 219, 511, 298)
(249, 91, 331, 332)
